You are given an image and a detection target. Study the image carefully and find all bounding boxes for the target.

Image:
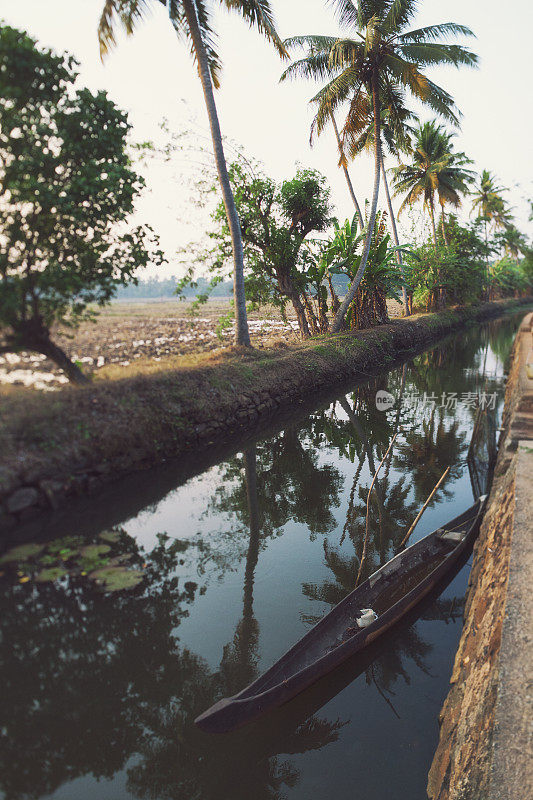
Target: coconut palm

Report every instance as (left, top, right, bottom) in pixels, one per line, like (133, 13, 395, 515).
(471, 169, 510, 232)
(343, 85, 415, 313)
(495, 225, 527, 259)
(471, 169, 511, 283)
(435, 146, 476, 245)
(281, 0, 477, 332)
(98, 0, 286, 348)
(391, 121, 474, 246)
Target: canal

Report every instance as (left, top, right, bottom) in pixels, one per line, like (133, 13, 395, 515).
(0, 314, 522, 800)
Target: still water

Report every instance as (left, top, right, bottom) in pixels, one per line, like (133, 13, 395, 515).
(0, 315, 523, 800)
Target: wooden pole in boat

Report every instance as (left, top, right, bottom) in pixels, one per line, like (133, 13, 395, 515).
(355, 433, 398, 587)
(397, 466, 450, 551)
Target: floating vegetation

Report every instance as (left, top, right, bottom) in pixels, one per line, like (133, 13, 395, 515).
(79, 544, 111, 559)
(89, 566, 144, 592)
(98, 530, 121, 544)
(0, 530, 144, 593)
(0, 543, 45, 564)
(35, 567, 69, 583)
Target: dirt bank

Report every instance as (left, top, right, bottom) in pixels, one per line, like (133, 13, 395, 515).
(427, 311, 533, 799)
(1, 298, 531, 531)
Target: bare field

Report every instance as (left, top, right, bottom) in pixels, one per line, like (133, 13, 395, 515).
(0, 298, 403, 391)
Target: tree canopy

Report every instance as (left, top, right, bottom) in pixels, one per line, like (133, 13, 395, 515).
(0, 25, 162, 381)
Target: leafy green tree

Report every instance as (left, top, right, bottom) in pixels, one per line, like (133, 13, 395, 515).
(281, 0, 477, 332)
(403, 218, 487, 312)
(489, 256, 529, 300)
(0, 27, 161, 383)
(99, 0, 286, 348)
(196, 161, 334, 337)
(392, 121, 475, 246)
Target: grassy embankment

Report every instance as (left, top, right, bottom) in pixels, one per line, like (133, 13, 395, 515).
(1, 298, 531, 513)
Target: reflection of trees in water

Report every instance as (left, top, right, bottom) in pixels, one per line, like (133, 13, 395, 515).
(128, 445, 345, 800)
(0, 535, 198, 800)
(394, 409, 467, 502)
(207, 424, 344, 542)
(0, 513, 344, 800)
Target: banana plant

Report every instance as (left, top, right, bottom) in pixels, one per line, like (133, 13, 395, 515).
(329, 211, 411, 329)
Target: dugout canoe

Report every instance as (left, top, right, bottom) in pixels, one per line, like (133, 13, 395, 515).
(195, 496, 486, 733)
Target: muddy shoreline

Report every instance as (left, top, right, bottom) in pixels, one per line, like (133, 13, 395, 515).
(1, 298, 532, 535)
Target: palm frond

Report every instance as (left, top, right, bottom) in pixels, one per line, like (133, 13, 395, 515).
(329, 37, 365, 69)
(383, 54, 429, 100)
(419, 78, 461, 125)
(356, 0, 390, 27)
(398, 42, 478, 68)
(223, 0, 286, 57)
(284, 34, 338, 53)
(382, 0, 418, 36)
(281, 53, 337, 84)
(328, 0, 361, 28)
(310, 66, 361, 109)
(399, 23, 475, 43)
(98, 0, 152, 58)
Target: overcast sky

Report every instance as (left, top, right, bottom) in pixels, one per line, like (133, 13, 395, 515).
(2, 0, 532, 276)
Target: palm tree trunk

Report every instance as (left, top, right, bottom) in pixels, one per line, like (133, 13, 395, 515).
(484, 218, 490, 298)
(381, 154, 409, 315)
(331, 69, 381, 334)
(182, 0, 250, 347)
(429, 196, 438, 247)
(330, 112, 364, 230)
(440, 204, 449, 246)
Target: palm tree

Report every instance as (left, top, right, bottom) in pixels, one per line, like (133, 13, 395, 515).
(98, 0, 286, 348)
(435, 146, 476, 245)
(392, 121, 474, 246)
(471, 169, 510, 284)
(343, 86, 415, 313)
(496, 225, 527, 259)
(281, 1, 477, 333)
(471, 169, 510, 234)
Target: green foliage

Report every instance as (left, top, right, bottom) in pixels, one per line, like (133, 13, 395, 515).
(0, 26, 163, 377)
(187, 158, 334, 335)
(471, 169, 510, 229)
(489, 257, 530, 298)
(282, 2, 477, 140)
(0, 530, 144, 592)
(404, 241, 483, 309)
(327, 211, 405, 327)
(402, 213, 533, 310)
(392, 121, 475, 236)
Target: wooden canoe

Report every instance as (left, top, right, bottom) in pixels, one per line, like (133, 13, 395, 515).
(195, 496, 487, 733)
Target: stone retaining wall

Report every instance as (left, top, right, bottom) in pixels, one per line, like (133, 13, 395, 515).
(427, 311, 533, 799)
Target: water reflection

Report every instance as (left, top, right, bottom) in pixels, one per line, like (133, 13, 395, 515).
(0, 314, 524, 800)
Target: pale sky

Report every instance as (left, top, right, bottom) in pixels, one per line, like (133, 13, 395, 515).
(1, 0, 532, 277)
